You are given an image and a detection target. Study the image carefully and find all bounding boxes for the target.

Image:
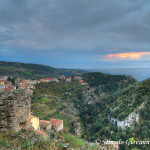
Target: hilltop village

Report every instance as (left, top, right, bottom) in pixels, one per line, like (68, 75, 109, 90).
(0, 75, 87, 138)
(0, 75, 87, 93)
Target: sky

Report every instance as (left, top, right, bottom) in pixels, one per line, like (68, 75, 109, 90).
(0, 0, 150, 69)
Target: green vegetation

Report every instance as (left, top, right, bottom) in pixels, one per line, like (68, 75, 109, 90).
(1, 69, 150, 150)
(31, 80, 86, 132)
(0, 130, 61, 150)
(31, 73, 150, 150)
(0, 128, 101, 150)
(83, 72, 137, 93)
(63, 134, 85, 149)
(0, 61, 87, 79)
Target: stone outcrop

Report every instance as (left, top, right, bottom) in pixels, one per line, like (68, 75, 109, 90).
(110, 112, 139, 130)
(0, 90, 33, 132)
(110, 101, 146, 130)
(74, 122, 81, 137)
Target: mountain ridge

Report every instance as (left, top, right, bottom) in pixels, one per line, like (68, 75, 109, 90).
(0, 61, 87, 79)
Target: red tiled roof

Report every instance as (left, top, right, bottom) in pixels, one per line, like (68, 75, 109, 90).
(50, 119, 62, 127)
(45, 78, 52, 80)
(79, 80, 84, 82)
(0, 88, 4, 91)
(39, 120, 51, 124)
(35, 130, 47, 135)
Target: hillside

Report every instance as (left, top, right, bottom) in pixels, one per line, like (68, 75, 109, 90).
(1, 70, 150, 149)
(30, 72, 150, 150)
(0, 61, 87, 79)
(80, 74, 150, 150)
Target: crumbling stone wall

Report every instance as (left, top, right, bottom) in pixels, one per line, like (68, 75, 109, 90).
(0, 90, 32, 132)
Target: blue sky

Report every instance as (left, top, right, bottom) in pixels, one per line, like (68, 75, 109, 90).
(0, 0, 150, 68)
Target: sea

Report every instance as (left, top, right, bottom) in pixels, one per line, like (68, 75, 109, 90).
(87, 68, 150, 81)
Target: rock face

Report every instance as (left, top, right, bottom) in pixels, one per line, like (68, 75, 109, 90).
(110, 112, 139, 130)
(74, 122, 81, 137)
(0, 90, 32, 132)
(110, 101, 146, 130)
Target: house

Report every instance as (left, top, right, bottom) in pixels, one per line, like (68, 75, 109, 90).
(79, 80, 84, 83)
(0, 81, 5, 86)
(49, 119, 63, 132)
(29, 85, 35, 89)
(32, 80, 38, 84)
(59, 75, 66, 80)
(0, 76, 5, 80)
(5, 86, 16, 91)
(66, 77, 71, 82)
(80, 82, 87, 85)
(45, 78, 54, 82)
(26, 89, 33, 95)
(17, 82, 24, 86)
(37, 80, 41, 84)
(45, 78, 50, 82)
(15, 78, 21, 82)
(79, 80, 87, 85)
(39, 120, 52, 131)
(0, 80, 15, 92)
(40, 78, 46, 82)
(48, 77, 54, 81)
(5, 81, 12, 87)
(30, 115, 40, 130)
(22, 80, 31, 84)
(18, 85, 26, 89)
(0, 88, 4, 92)
(74, 76, 82, 80)
(4, 76, 8, 80)
(52, 78, 59, 82)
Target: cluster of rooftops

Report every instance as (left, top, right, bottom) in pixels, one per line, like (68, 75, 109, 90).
(30, 114, 63, 136)
(0, 75, 87, 93)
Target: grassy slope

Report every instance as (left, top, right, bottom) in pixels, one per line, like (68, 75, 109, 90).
(0, 130, 87, 150)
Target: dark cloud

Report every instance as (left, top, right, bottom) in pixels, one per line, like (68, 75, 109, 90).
(0, 0, 150, 68)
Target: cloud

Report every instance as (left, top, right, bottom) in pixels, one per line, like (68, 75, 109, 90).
(0, 0, 150, 68)
(0, 0, 150, 51)
(104, 52, 150, 61)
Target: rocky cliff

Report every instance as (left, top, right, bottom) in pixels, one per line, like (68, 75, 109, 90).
(0, 90, 33, 132)
(110, 101, 146, 130)
(110, 112, 139, 130)
(74, 122, 82, 137)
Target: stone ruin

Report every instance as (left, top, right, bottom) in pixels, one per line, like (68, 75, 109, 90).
(0, 90, 33, 132)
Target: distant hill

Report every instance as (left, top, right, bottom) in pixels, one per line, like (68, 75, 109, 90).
(88, 68, 150, 81)
(0, 61, 87, 79)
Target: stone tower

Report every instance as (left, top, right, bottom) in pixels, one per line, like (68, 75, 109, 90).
(0, 90, 32, 132)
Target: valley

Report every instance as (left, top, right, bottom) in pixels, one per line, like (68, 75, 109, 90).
(0, 62, 150, 150)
